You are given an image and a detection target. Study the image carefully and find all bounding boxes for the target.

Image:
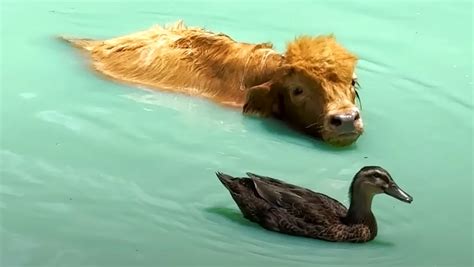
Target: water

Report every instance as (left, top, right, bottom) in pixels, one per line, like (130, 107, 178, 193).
(1, 0, 472, 266)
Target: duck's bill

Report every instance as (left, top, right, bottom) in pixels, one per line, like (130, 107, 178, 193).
(384, 184, 413, 203)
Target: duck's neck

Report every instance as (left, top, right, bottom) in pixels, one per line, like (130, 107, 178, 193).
(344, 190, 378, 238)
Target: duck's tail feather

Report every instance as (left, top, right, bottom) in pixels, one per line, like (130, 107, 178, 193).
(57, 35, 97, 51)
(215, 172, 236, 191)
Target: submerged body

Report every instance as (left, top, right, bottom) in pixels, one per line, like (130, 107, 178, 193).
(61, 20, 363, 146)
(62, 21, 281, 106)
(216, 166, 412, 242)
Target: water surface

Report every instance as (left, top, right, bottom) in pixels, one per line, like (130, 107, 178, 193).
(1, 0, 472, 266)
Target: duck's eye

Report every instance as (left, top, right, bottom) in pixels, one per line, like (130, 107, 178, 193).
(292, 87, 303, 96)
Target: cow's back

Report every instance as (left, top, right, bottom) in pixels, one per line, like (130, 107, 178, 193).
(63, 21, 282, 106)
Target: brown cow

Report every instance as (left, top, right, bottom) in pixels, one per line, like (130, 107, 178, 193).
(60, 20, 363, 146)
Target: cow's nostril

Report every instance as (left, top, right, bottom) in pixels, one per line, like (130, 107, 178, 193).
(330, 116, 342, 127)
(354, 112, 360, 121)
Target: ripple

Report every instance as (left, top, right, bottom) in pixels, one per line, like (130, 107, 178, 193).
(19, 92, 37, 99)
(0, 185, 24, 197)
(357, 57, 392, 75)
(46, 249, 86, 266)
(121, 91, 201, 114)
(36, 110, 82, 132)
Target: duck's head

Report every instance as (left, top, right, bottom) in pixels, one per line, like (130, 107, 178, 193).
(350, 166, 413, 203)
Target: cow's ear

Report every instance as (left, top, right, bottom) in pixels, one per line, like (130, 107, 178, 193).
(243, 81, 280, 117)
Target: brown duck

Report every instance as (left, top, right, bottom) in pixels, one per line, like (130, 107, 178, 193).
(216, 166, 412, 243)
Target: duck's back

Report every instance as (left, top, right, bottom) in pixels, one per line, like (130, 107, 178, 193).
(216, 172, 348, 237)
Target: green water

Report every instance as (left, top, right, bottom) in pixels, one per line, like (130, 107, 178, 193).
(1, 0, 472, 266)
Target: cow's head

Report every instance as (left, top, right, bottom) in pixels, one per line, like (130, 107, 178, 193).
(243, 35, 363, 147)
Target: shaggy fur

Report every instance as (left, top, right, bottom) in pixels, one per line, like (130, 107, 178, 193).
(60, 20, 363, 146)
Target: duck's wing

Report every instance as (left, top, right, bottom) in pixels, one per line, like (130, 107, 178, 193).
(248, 175, 344, 225)
(246, 172, 303, 190)
(250, 176, 303, 207)
(246, 172, 347, 218)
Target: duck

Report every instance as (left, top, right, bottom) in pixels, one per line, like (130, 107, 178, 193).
(215, 166, 413, 243)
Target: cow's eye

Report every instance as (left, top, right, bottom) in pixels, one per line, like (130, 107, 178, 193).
(292, 87, 303, 96)
(351, 78, 360, 88)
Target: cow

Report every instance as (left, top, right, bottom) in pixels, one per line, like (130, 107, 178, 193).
(60, 20, 363, 146)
